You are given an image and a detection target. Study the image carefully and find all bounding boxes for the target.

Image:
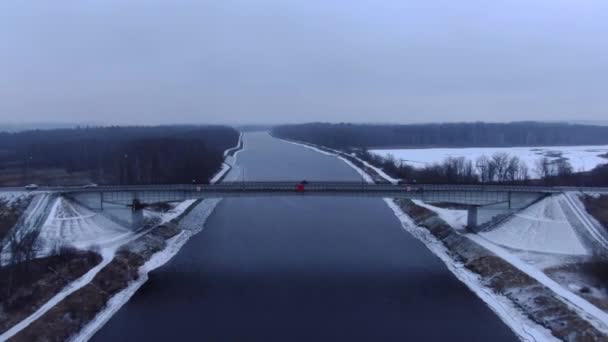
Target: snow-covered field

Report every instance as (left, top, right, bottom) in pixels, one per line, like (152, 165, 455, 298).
(371, 145, 608, 173)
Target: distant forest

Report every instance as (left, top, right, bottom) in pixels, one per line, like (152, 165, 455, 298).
(272, 122, 608, 149)
(0, 126, 239, 186)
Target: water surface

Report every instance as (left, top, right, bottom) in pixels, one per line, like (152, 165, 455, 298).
(93, 132, 517, 341)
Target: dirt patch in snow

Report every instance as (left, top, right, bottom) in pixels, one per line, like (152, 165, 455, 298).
(582, 195, 608, 230)
(8, 221, 183, 342)
(0, 250, 101, 335)
(394, 198, 607, 341)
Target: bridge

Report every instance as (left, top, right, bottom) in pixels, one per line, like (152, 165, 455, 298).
(5, 182, 607, 229)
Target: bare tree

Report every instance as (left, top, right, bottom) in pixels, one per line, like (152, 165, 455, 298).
(556, 159, 573, 177)
(535, 157, 553, 180)
(3, 227, 42, 298)
(492, 152, 510, 182)
(505, 156, 520, 182)
(518, 163, 530, 182)
(476, 155, 490, 183)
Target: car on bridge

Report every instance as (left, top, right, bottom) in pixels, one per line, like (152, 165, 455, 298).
(24, 184, 39, 191)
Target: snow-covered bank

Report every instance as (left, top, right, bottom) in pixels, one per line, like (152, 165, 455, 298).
(0, 252, 113, 341)
(210, 131, 245, 184)
(469, 233, 608, 334)
(1, 195, 202, 340)
(72, 198, 221, 342)
(274, 135, 384, 184)
(65, 135, 241, 340)
(413, 200, 468, 231)
(272, 134, 608, 340)
(384, 199, 557, 342)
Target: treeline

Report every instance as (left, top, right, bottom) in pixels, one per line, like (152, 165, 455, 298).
(362, 151, 608, 186)
(272, 122, 608, 186)
(272, 122, 608, 149)
(0, 126, 239, 185)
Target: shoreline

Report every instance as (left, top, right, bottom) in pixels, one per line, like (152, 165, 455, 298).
(3, 134, 245, 341)
(272, 134, 608, 341)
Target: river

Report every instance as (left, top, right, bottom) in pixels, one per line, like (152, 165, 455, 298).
(92, 132, 517, 341)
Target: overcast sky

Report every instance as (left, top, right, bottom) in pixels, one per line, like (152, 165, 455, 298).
(0, 0, 606, 125)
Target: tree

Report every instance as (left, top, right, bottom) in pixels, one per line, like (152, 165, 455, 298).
(535, 157, 553, 180)
(492, 152, 510, 182)
(476, 155, 490, 183)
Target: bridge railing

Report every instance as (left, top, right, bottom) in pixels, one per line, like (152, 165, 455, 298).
(3, 183, 608, 194)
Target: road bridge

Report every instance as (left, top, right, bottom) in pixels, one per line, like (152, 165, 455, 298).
(3, 183, 607, 229)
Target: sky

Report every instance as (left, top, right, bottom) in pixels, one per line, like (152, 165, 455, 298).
(0, 0, 606, 125)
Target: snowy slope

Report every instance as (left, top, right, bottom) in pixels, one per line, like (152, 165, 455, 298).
(412, 200, 468, 230)
(39, 197, 133, 252)
(481, 195, 589, 255)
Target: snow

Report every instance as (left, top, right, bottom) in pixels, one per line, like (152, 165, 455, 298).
(480, 195, 589, 255)
(71, 198, 222, 342)
(210, 163, 231, 184)
(276, 137, 375, 184)
(336, 156, 374, 184)
(370, 145, 608, 175)
(0, 194, 200, 339)
(147, 199, 197, 225)
(353, 155, 400, 184)
(469, 233, 608, 334)
(223, 131, 243, 158)
(38, 197, 133, 253)
(0, 191, 27, 205)
(274, 134, 567, 340)
(563, 193, 608, 250)
(0, 250, 114, 341)
(384, 198, 558, 342)
(278, 137, 335, 156)
(412, 200, 468, 230)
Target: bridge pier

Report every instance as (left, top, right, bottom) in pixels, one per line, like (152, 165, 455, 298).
(467, 206, 478, 231)
(130, 198, 146, 229)
(132, 209, 144, 229)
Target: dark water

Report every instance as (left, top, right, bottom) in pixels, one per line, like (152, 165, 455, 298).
(92, 133, 517, 341)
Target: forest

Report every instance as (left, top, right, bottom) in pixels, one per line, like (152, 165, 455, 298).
(0, 126, 239, 185)
(272, 122, 608, 149)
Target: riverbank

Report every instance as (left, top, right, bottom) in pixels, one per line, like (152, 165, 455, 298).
(7, 198, 221, 341)
(274, 135, 608, 341)
(1, 134, 244, 341)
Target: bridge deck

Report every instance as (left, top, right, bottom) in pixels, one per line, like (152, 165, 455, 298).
(3, 182, 606, 194)
(3, 183, 607, 209)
